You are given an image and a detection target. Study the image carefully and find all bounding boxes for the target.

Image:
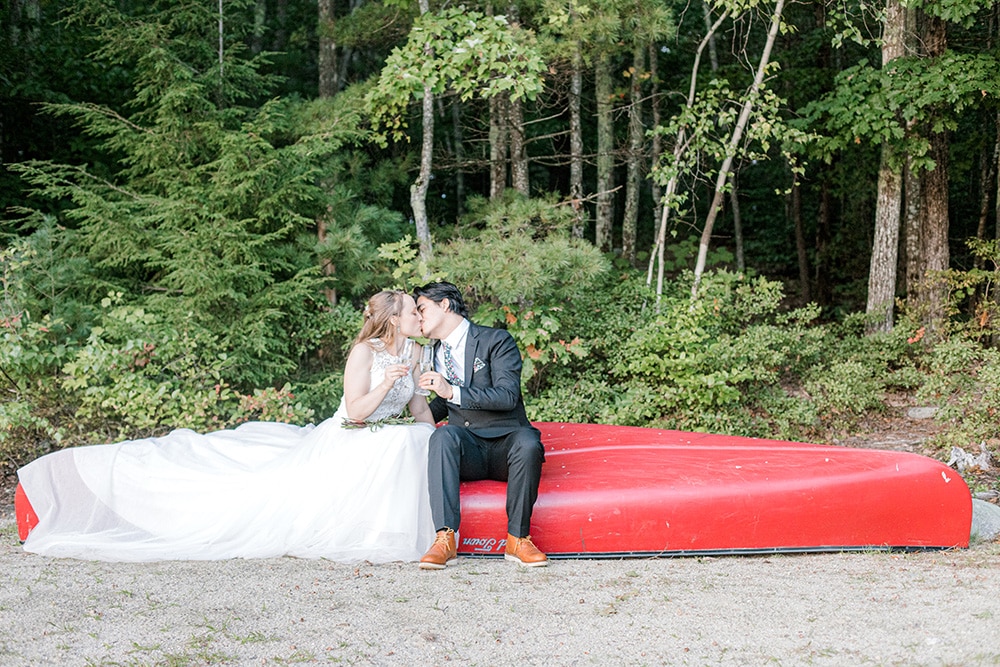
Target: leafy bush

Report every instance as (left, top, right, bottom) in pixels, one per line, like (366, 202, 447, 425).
(528, 371, 619, 424)
(917, 339, 1000, 450)
(60, 297, 241, 437)
(803, 359, 886, 421)
(232, 384, 316, 425)
(607, 271, 827, 434)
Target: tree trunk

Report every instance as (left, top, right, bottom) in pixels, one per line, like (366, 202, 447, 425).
(647, 8, 729, 300)
(252, 0, 267, 55)
(865, 0, 906, 333)
(411, 81, 435, 264)
(792, 176, 810, 303)
(509, 94, 529, 195)
(975, 128, 997, 252)
(410, 0, 434, 265)
(317, 218, 336, 305)
(917, 14, 949, 332)
(648, 43, 662, 253)
(621, 43, 645, 264)
(731, 176, 745, 272)
(904, 149, 923, 303)
(452, 101, 466, 220)
(920, 129, 950, 330)
(703, 3, 744, 271)
(505, 1, 528, 196)
(595, 52, 614, 253)
(273, 0, 288, 52)
(490, 95, 508, 200)
(691, 0, 786, 298)
(815, 179, 833, 306)
(867, 153, 904, 331)
(996, 110, 1000, 241)
(570, 44, 585, 239)
(317, 0, 338, 98)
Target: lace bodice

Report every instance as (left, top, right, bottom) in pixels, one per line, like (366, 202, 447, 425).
(363, 338, 415, 422)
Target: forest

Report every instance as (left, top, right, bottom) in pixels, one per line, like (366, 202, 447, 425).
(1, 0, 999, 487)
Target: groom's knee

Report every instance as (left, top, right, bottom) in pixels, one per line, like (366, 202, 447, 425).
(429, 425, 464, 456)
(508, 430, 544, 467)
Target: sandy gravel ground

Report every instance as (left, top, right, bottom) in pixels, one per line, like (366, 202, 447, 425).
(2, 514, 999, 667)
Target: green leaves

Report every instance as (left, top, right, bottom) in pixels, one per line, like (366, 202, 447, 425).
(365, 8, 546, 144)
(799, 52, 1000, 167)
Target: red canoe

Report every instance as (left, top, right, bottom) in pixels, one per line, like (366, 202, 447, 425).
(14, 422, 972, 557)
(455, 423, 972, 557)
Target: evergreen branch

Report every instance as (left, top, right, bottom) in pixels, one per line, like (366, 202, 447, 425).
(341, 416, 416, 431)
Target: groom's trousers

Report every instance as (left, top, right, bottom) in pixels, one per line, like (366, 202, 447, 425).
(427, 425, 544, 537)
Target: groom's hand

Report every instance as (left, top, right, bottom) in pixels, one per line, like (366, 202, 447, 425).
(419, 371, 454, 400)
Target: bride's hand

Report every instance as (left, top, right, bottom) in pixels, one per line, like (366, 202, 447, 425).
(382, 363, 411, 389)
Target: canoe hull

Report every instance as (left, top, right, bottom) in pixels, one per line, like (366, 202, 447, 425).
(457, 423, 972, 557)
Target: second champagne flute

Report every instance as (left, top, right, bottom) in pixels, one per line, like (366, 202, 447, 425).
(414, 343, 434, 396)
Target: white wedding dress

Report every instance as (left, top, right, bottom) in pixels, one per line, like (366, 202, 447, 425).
(17, 340, 436, 563)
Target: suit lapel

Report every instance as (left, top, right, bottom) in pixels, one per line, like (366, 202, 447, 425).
(465, 324, 482, 385)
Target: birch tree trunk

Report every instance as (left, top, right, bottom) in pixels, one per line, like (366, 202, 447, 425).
(865, 0, 906, 333)
(621, 43, 645, 263)
(411, 82, 435, 264)
(647, 9, 729, 299)
(410, 0, 434, 264)
(691, 0, 786, 298)
(595, 52, 614, 253)
(703, 2, 744, 272)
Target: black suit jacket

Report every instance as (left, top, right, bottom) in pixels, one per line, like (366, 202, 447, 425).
(428, 322, 535, 438)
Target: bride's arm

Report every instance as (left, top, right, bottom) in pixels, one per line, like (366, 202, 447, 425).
(409, 393, 435, 425)
(342, 342, 404, 421)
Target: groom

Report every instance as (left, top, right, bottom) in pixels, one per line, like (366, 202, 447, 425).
(413, 282, 547, 569)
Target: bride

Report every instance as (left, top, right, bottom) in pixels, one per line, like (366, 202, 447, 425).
(17, 290, 437, 563)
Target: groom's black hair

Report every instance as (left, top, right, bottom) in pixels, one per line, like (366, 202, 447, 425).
(413, 281, 470, 319)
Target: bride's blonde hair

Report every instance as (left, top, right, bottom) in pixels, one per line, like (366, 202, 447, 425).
(354, 290, 407, 349)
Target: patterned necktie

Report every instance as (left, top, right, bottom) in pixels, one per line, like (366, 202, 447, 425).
(443, 342, 463, 386)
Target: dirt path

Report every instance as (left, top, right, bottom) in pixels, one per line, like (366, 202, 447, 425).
(2, 517, 999, 666)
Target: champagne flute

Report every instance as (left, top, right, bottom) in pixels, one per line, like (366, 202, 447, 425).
(414, 343, 434, 396)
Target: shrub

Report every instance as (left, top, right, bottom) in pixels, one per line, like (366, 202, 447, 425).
(917, 339, 1000, 450)
(803, 359, 886, 422)
(609, 271, 825, 432)
(232, 384, 315, 425)
(60, 297, 242, 438)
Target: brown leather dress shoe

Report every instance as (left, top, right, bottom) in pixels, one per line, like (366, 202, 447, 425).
(419, 529, 457, 570)
(504, 533, 548, 567)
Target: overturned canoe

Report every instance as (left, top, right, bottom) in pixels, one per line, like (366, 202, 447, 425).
(455, 422, 972, 557)
(14, 422, 972, 557)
